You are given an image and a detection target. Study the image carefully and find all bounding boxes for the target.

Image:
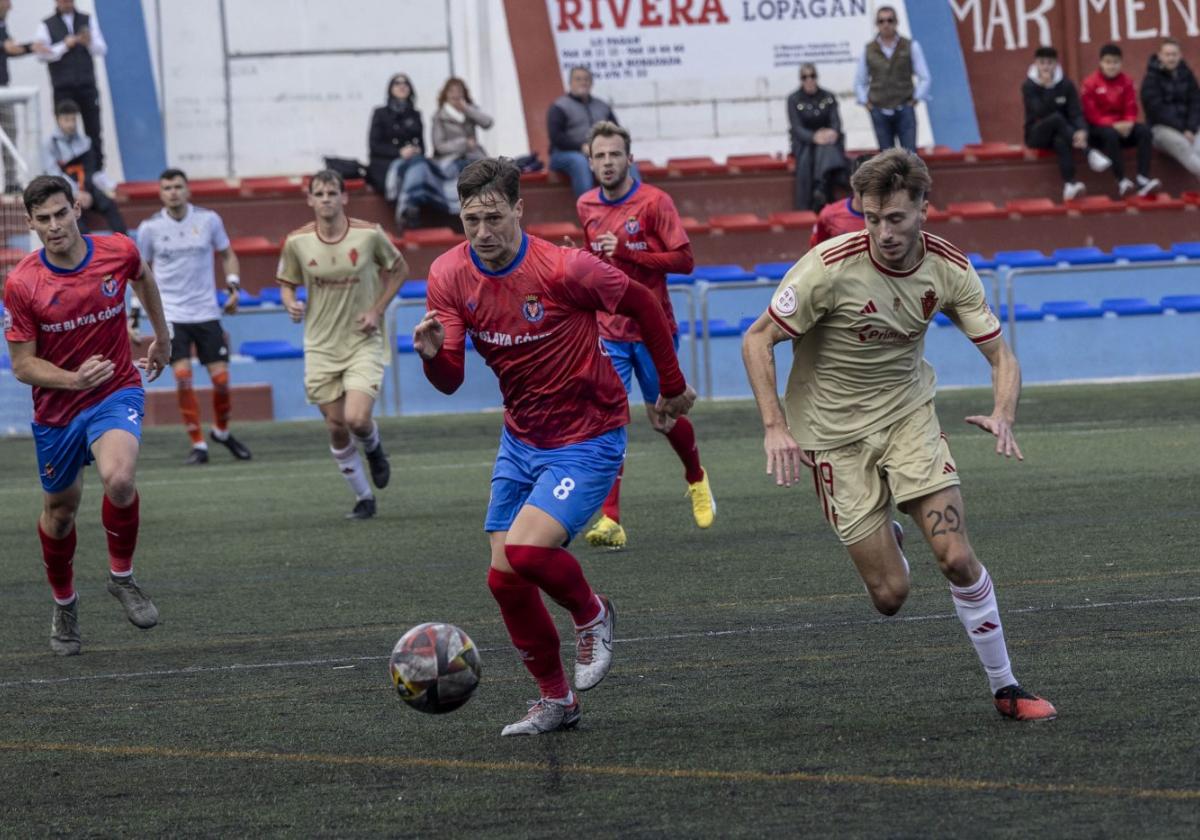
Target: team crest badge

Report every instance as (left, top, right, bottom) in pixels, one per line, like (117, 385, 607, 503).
(775, 286, 798, 316)
(893, 296, 902, 312)
(100, 275, 119, 297)
(921, 289, 939, 320)
(624, 216, 640, 235)
(522, 294, 545, 323)
(43, 463, 55, 479)
(349, 248, 359, 266)
(466, 299, 477, 312)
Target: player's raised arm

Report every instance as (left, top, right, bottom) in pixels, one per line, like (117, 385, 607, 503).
(129, 259, 171, 382)
(742, 311, 812, 486)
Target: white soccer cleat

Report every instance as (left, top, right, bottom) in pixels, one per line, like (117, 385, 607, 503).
(574, 595, 615, 691)
(500, 695, 581, 736)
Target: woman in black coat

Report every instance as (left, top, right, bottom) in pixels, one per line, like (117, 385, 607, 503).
(367, 74, 424, 194)
(787, 63, 849, 211)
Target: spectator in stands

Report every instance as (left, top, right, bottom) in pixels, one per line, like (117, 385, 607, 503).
(787, 63, 849, 212)
(32, 1, 106, 170)
(1082, 43, 1160, 197)
(809, 154, 871, 248)
(548, 66, 618, 197)
(367, 73, 423, 195)
(1022, 46, 1088, 202)
(431, 77, 493, 176)
(42, 98, 124, 233)
(854, 5, 930, 152)
(1140, 38, 1200, 178)
(0, 1, 34, 192)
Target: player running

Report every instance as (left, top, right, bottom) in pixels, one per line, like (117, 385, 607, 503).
(575, 121, 714, 549)
(135, 167, 252, 464)
(277, 170, 407, 520)
(3, 175, 171, 655)
(742, 150, 1057, 721)
(414, 157, 696, 736)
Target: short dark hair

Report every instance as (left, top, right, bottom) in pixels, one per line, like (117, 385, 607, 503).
(1100, 43, 1122, 59)
(1161, 37, 1181, 50)
(568, 65, 592, 81)
(1034, 46, 1058, 60)
(588, 120, 631, 155)
(159, 167, 188, 183)
(308, 168, 344, 193)
(457, 157, 521, 207)
(55, 99, 80, 117)
(876, 5, 897, 21)
(23, 174, 74, 214)
(850, 148, 932, 205)
(849, 153, 874, 179)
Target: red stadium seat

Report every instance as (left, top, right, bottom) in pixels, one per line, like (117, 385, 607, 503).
(767, 210, 818, 229)
(116, 180, 161, 201)
(1005, 198, 1067, 217)
(921, 145, 967, 163)
(0, 246, 28, 263)
(947, 200, 1007, 220)
(709, 213, 771, 232)
(1065, 195, 1125, 214)
(187, 178, 242, 199)
(527, 221, 584, 240)
(635, 161, 669, 180)
(666, 156, 724, 176)
(963, 142, 1026, 161)
(1025, 147, 1057, 160)
(344, 178, 366, 192)
(230, 235, 277, 255)
(726, 154, 788, 173)
(519, 170, 549, 183)
(926, 203, 950, 222)
(402, 227, 463, 247)
(1128, 192, 1186, 211)
(680, 216, 711, 235)
(240, 176, 304, 196)
(1181, 190, 1200, 206)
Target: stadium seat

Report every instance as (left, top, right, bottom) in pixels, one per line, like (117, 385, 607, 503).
(691, 264, 756, 282)
(399, 279, 427, 299)
(1052, 246, 1115, 265)
(666, 273, 696, 286)
(240, 176, 303, 196)
(187, 178, 242, 199)
(709, 213, 772, 233)
(1127, 193, 1186, 211)
(1065, 195, 1124, 214)
(963, 142, 1025, 161)
(703, 318, 741, 337)
(680, 216, 711, 235)
(402, 228, 463, 247)
(1101, 297, 1164, 316)
(753, 262, 793, 280)
(526, 221, 583, 240)
(115, 181, 161, 201)
(925, 203, 951, 222)
(230, 235, 277, 256)
(767, 210, 818, 229)
(922, 145, 967, 163)
(1112, 243, 1172, 262)
(968, 253, 997, 270)
(1181, 190, 1200, 206)
(239, 340, 303, 359)
(519, 170, 549, 183)
(217, 289, 261, 308)
(397, 334, 415, 353)
(738, 316, 757, 332)
(1170, 241, 1200, 259)
(948, 201, 1007, 220)
(1005, 198, 1066, 217)
(1041, 300, 1104, 318)
(0, 353, 9, 371)
(993, 249, 1056, 268)
(998, 303, 1043, 321)
(257, 287, 282, 305)
(666, 156, 723, 176)
(1162, 294, 1200, 312)
(933, 312, 952, 326)
(726, 154, 788, 173)
(0, 247, 27, 263)
(676, 319, 700, 335)
(634, 161, 669, 179)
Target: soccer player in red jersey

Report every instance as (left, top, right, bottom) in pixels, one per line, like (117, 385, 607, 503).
(414, 157, 696, 735)
(3, 175, 171, 655)
(809, 154, 871, 248)
(575, 121, 714, 549)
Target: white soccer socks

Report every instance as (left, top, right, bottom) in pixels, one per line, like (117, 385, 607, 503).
(331, 443, 373, 500)
(949, 565, 1016, 692)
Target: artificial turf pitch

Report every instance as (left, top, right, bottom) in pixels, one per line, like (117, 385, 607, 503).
(0, 379, 1197, 837)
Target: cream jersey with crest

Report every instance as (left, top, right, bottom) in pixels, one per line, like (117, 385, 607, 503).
(277, 219, 402, 365)
(768, 230, 1001, 450)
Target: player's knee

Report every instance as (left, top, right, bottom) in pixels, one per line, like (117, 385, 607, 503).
(101, 469, 137, 506)
(869, 580, 909, 616)
(346, 415, 373, 438)
(934, 544, 975, 580)
(42, 501, 77, 534)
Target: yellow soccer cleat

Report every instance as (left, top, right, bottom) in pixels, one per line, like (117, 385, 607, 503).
(585, 515, 627, 549)
(686, 468, 716, 528)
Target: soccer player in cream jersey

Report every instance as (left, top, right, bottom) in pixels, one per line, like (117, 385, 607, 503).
(135, 168, 252, 464)
(742, 149, 1057, 722)
(277, 170, 407, 520)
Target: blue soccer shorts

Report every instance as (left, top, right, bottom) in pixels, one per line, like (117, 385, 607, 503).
(602, 335, 680, 405)
(485, 426, 626, 539)
(32, 387, 145, 493)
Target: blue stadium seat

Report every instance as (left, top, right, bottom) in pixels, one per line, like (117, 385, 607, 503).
(239, 340, 303, 360)
(998, 303, 1043, 321)
(691, 265, 757, 282)
(1101, 297, 1164, 316)
(0, 353, 10, 371)
(1161, 294, 1200, 313)
(993, 249, 1056, 268)
(738, 316, 757, 332)
(217, 289, 261, 308)
(933, 312, 952, 326)
(257, 287, 282, 305)
(704, 318, 741, 337)
(752, 262, 792, 280)
(1170, 242, 1200, 260)
(1051, 246, 1116, 265)
(968, 253, 997, 270)
(1041, 300, 1104, 319)
(399, 279, 427, 299)
(1112, 243, 1172, 262)
(667, 273, 695, 286)
(397, 335, 415, 353)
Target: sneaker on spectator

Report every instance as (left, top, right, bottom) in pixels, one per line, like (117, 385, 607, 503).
(1062, 181, 1086, 202)
(1087, 149, 1112, 172)
(1136, 175, 1161, 197)
(1117, 178, 1135, 198)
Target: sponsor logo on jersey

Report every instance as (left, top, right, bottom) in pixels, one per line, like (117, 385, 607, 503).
(522, 294, 545, 323)
(100, 275, 119, 297)
(349, 248, 359, 267)
(855, 324, 920, 345)
(624, 216, 640, 235)
(921, 289, 939, 320)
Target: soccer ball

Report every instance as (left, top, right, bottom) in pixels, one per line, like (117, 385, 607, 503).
(389, 622, 482, 714)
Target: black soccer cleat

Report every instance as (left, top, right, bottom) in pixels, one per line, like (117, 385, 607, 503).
(346, 498, 377, 520)
(211, 430, 252, 460)
(365, 444, 390, 489)
(184, 447, 209, 465)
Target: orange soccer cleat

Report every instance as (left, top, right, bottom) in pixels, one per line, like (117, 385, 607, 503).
(994, 684, 1057, 721)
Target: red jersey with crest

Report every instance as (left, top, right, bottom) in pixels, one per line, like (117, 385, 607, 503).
(576, 180, 688, 342)
(809, 197, 866, 248)
(426, 234, 631, 448)
(3, 234, 144, 426)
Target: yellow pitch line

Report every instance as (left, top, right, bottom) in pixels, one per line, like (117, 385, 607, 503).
(0, 740, 1196, 802)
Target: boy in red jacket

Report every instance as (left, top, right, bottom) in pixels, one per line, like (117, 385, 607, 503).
(1082, 43, 1160, 197)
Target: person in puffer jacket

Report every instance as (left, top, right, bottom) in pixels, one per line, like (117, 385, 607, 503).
(1140, 38, 1200, 177)
(1022, 46, 1088, 201)
(1081, 43, 1160, 197)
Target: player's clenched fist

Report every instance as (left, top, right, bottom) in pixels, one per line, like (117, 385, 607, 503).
(413, 310, 445, 360)
(73, 354, 115, 390)
(285, 299, 306, 323)
(655, 383, 696, 419)
(136, 339, 170, 383)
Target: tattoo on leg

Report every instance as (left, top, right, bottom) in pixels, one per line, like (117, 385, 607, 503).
(926, 505, 962, 537)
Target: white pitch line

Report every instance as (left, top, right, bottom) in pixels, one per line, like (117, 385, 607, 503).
(2, 594, 1196, 690)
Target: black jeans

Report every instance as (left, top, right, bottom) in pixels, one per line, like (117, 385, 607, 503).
(1026, 114, 1077, 182)
(1088, 123, 1152, 181)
